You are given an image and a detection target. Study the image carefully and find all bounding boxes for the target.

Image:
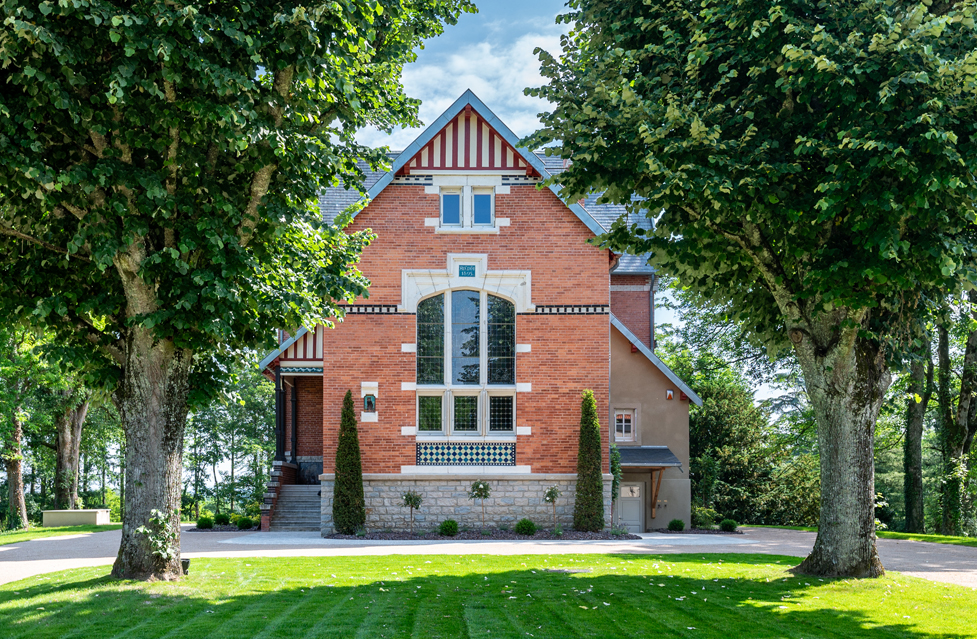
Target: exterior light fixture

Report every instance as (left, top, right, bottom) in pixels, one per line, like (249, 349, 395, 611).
(666, 390, 674, 400)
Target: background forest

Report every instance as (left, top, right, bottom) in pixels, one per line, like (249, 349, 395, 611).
(3, 278, 976, 535)
(660, 278, 977, 535)
(0, 329, 275, 527)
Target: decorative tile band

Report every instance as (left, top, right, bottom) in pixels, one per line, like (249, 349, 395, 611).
(416, 443, 516, 466)
(338, 305, 402, 314)
(528, 304, 609, 315)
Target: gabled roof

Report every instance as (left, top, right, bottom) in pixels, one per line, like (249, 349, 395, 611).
(258, 326, 309, 371)
(610, 314, 702, 406)
(347, 90, 606, 237)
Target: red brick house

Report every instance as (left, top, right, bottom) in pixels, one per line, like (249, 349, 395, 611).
(259, 91, 700, 533)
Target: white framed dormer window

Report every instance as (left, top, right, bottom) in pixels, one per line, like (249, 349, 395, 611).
(615, 409, 636, 442)
(415, 290, 516, 438)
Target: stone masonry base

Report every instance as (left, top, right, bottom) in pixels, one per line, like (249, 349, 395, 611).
(319, 473, 613, 534)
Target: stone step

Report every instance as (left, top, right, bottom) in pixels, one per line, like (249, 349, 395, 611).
(269, 525, 320, 532)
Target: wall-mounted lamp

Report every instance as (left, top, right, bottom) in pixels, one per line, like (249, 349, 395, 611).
(666, 389, 674, 400)
(364, 394, 376, 413)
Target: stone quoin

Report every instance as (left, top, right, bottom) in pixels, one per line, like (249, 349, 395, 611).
(259, 91, 700, 534)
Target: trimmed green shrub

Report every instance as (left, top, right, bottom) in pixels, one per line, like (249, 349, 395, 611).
(514, 518, 537, 535)
(196, 516, 214, 529)
(438, 519, 459, 536)
(668, 518, 685, 531)
(693, 506, 721, 528)
(333, 390, 366, 535)
(213, 513, 230, 526)
(236, 516, 253, 530)
(230, 513, 241, 524)
(719, 518, 739, 532)
(573, 389, 605, 532)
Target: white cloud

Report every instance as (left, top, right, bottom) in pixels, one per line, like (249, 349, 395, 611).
(356, 25, 566, 150)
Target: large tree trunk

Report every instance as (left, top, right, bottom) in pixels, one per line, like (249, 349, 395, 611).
(54, 399, 90, 510)
(791, 313, 889, 578)
(111, 326, 192, 581)
(904, 338, 933, 533)
(4, 416, 29, 530)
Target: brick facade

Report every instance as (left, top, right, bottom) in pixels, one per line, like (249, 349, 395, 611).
(319, 184, 612, 475)
(610, 274, 652, 348)
(283, 377, 323, 459)
(261, 93, 692, 533)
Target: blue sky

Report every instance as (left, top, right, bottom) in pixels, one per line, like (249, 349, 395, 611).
(357, 0, 571, 149)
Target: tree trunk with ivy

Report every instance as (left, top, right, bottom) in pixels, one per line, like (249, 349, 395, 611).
(111, 323, 191, 581)
(791, 312, 889, 578)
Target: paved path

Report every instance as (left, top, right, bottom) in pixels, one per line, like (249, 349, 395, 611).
(2, 526, 975, 589)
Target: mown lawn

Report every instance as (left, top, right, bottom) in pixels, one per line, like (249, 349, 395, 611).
(745, 525, 977, 548)
(1, 554, 974, 638)
(0, 524, 122, 547)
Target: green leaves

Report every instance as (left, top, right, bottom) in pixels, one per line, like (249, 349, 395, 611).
(0, 0, 475, 402)
(528, 0, 977, 355)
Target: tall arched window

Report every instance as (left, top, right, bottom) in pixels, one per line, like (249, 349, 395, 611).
(416, 290, 516, 435)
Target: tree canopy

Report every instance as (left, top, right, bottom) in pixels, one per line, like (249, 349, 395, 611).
(0, 0, 474, 579)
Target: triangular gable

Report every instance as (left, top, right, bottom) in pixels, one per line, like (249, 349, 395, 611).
(400, 104, 535, 174)
(610, 315, 703, 406)
(359, 90, 606, 237)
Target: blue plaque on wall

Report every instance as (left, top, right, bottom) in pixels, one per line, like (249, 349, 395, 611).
(459, 265, 476, 277)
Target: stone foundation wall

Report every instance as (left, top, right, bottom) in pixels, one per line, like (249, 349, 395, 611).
(319, 473, 613, 534)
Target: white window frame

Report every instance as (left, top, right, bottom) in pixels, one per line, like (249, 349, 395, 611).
(614, 408, 636, 443)
(471, 187, 495, 227)
(416, 289, 517, 441)
(440, 188, 463, 227)
(435, 186, 502, 234)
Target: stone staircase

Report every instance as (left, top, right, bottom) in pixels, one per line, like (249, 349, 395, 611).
(269, 485, 321, 532)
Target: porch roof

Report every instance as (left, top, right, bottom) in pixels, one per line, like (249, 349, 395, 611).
(618, 446, 684, 472)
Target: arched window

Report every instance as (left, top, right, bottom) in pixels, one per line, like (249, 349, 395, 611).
(416, 291, 516, 435)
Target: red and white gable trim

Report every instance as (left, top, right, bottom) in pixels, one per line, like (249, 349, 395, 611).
(400, 105, 536, 175)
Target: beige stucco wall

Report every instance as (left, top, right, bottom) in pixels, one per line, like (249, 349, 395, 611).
(610, 326, 691, 530)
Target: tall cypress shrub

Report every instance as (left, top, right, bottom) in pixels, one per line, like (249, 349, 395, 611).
(573, 389, 605, 531)
(333, 390, 365, 534)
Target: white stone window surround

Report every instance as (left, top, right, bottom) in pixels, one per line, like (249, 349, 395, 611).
(612, 404, 642, 445)
(400, 254, 533, 314)
(423, 175, 511, 233)
(406, 255, 530, 442)
(415, 387, 517, 441)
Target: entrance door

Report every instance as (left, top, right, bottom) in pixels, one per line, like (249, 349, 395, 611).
(618, 483, 644, 533)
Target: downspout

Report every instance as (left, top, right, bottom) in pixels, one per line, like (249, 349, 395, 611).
(650, 274, 657, 350)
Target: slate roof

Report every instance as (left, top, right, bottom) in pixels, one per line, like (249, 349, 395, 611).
(618, 446, 684, 470)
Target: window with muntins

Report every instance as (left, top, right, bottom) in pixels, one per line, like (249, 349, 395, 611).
(615, 410, 635, 442)
(416, 290, 516, 436)
(437, 187, 496, 230)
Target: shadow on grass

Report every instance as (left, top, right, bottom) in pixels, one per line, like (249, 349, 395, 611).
(0, 554, 967, 639)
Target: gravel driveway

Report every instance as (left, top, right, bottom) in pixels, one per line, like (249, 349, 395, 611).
(1, 525, 974, 589)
